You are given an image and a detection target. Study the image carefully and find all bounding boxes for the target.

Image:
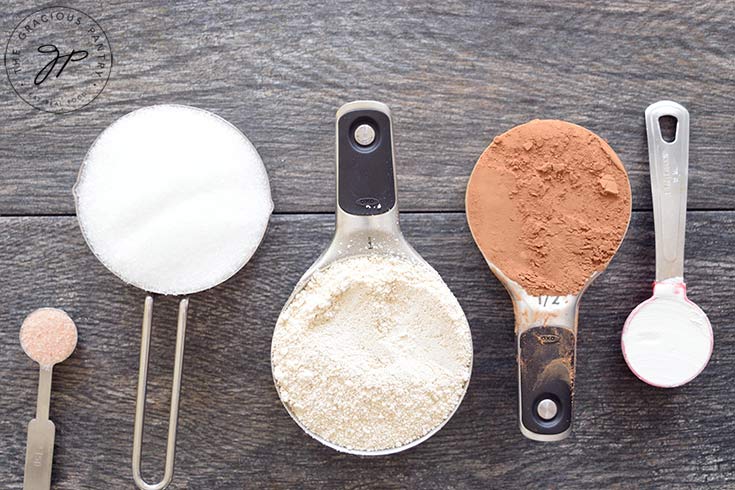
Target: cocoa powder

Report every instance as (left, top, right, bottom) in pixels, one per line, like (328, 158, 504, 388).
(466, 119, 631, 296)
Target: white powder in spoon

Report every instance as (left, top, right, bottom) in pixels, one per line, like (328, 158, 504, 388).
(271, 255, 473, 452)
(622, 280, 712, 387)
(74, 104, 273, 295)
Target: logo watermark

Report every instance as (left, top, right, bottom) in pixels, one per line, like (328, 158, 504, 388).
(5, 6, 112, 114)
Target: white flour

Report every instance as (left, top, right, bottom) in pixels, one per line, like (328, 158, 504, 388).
(271, 254, 473, 452)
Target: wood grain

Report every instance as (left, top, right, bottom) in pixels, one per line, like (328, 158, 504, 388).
(0, 213, 733, 489)
(1, 0, 734, 488)
(0, 0, 733, 215)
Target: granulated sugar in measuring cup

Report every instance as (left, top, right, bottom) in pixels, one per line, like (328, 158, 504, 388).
(621, 101, 712, 388)
(271, 101, 473, 454)
(74, 104, 272, 490)
(466, 120, 631, 441)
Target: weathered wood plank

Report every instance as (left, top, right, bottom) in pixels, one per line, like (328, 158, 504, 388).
(0, 212, 733, 489)
(0, 0, 733, 215)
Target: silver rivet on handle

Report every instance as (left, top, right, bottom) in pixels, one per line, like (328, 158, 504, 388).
(537, 398, 558, 420)
(354, 123, 376, 146)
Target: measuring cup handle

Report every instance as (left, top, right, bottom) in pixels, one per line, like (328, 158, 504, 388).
(645, 101, 689, 281)
(335, 101, 397, 216)
(518, 325, 575, 439)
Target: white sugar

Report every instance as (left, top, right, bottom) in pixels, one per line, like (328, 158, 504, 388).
(75, 105, 273, 295)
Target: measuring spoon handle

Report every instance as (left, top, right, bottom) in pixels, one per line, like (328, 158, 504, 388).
(645, 101, 689, 281)
(24, 419, 55, 490)
(24, 367, 55, 490)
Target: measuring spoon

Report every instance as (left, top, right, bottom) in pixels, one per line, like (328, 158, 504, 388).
(621, 101, 712, 387)
(20, 308, 78, 490)
(272, 100, 472, 454)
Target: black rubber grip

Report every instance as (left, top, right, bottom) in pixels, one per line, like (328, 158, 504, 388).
(337, 108, 395, 216)
(518, 326, 574, 435)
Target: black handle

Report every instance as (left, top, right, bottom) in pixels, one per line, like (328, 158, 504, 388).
(337, 106, 396, 216)
(518, 326, 574, 435)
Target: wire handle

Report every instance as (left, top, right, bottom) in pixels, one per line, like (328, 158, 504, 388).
(132, 296, 188, 490)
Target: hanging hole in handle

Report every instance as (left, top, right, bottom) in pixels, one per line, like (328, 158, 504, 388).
(658, 115, 678, 143)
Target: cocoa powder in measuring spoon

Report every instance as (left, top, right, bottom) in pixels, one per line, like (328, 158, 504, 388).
(466, 119, 631, 296)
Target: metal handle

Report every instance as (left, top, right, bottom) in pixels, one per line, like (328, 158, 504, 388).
(645, 101, 690, 281)
(132, 296, 188, 490)
(24, 367, 55, 490)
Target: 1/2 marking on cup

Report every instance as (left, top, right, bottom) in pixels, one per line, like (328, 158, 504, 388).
(538, 296, 563, 307)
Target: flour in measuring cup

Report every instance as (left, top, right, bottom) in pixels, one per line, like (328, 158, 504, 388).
(271, 255, 473, 452)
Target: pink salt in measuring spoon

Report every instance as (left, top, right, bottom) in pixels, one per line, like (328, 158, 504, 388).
(621, 101, 713, 387)
(20, 308, 78, 490)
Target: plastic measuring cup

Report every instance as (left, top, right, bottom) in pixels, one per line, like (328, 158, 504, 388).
(271, 101, 473, 454)
(621, 101, 713, 388)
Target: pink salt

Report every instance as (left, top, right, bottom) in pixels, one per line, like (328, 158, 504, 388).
(20, 308, 78, 367)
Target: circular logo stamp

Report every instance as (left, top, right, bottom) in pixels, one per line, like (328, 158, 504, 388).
(5, 6, 112, 114)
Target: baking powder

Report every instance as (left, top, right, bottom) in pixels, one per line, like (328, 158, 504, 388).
(622, 279, 712, 387)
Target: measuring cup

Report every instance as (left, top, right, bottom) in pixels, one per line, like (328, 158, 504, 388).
(621, 101, 712, 387)
(472, 269, 625, 441)
(272, 100, 472, 455)
(74, 104, 272, 490)
(466, 124, 632, 441)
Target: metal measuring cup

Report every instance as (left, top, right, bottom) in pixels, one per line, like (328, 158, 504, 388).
(466, 122, 632, 441)
(272, 100, 473, 455)
(74, 104, 272, 490)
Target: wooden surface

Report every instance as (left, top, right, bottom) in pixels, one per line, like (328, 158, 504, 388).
(0, 1, 733, 489)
